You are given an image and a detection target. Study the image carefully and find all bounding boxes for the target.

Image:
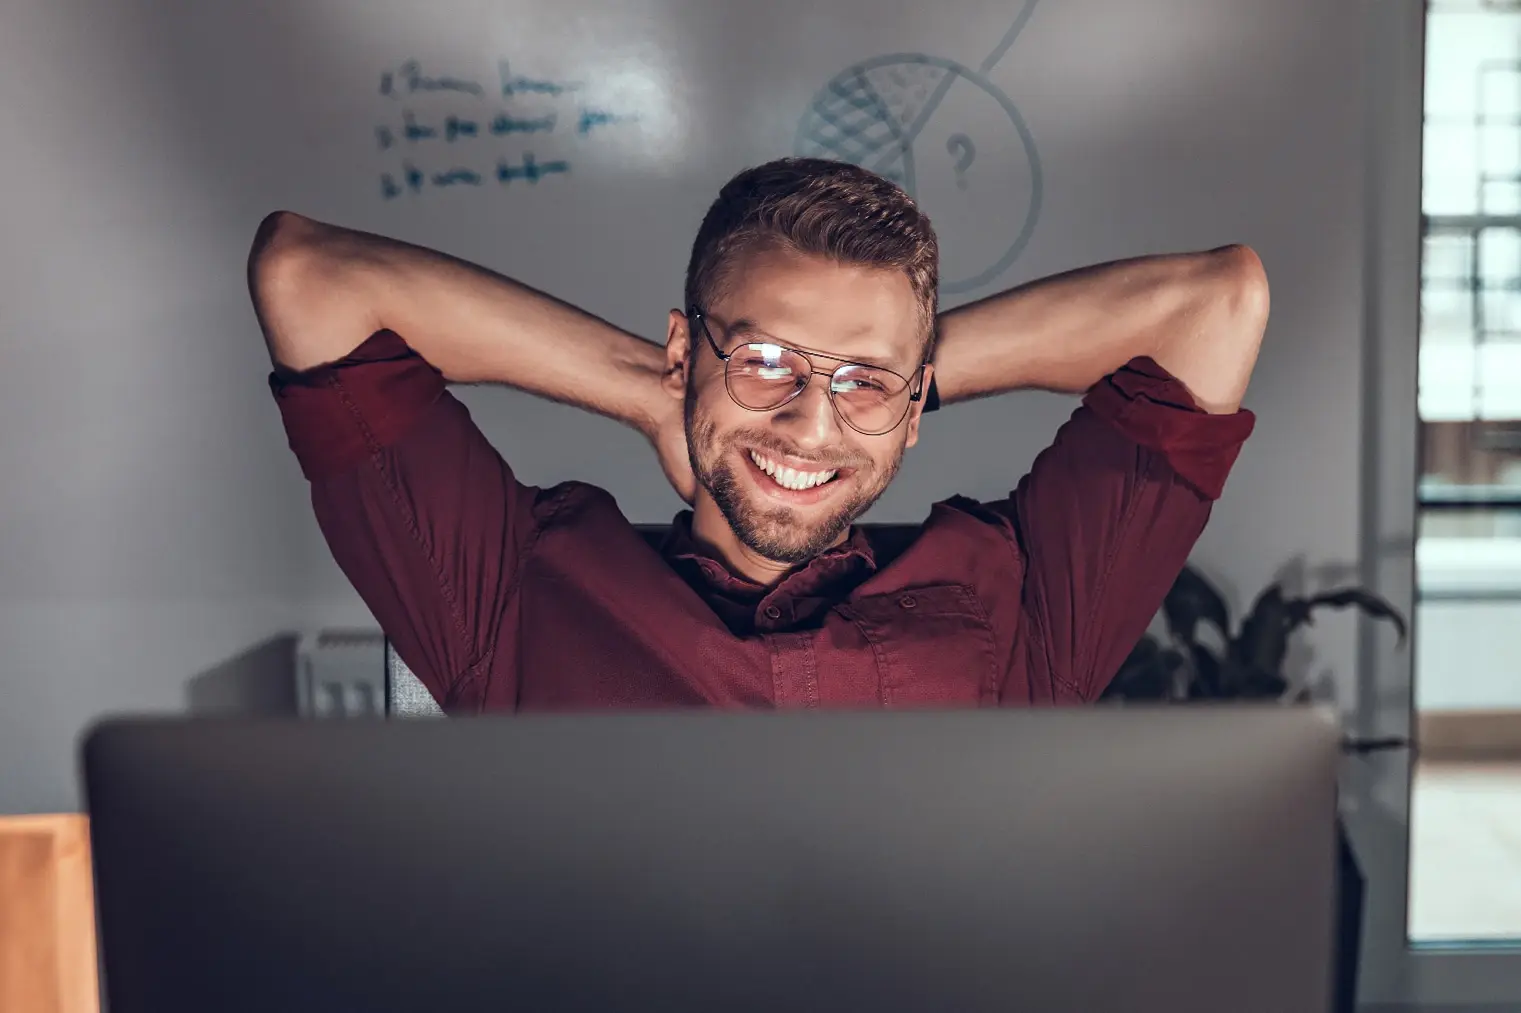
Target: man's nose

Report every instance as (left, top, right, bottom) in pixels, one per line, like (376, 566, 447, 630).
(770, 371, 842, 450)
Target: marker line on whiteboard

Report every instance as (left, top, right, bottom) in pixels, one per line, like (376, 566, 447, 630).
(979, 0, 1039, 75)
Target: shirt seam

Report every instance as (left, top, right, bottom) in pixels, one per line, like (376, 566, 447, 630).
(1030, 605, 1077, 702)
(765, 634, 784, 706)
(802, 635, 821, 708)
(330, 373, 482, 699)
(835, 605, 893, 707)
(1013, 534, 1084, 701)
(468, 482, 577, 711)
(1003, 502, 1083, 704)
(1071, 442, 1153, 700)
(952, 585, 1002, 703)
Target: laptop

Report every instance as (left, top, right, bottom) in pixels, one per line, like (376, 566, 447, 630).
(82, 706, 1340, 1013)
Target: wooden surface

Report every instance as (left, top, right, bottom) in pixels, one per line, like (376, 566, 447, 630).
(0, 814, 99, 1013)
(1418, 711, 1521, 761)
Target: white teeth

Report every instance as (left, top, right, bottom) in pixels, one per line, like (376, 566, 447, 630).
(749, 450, 837, 492)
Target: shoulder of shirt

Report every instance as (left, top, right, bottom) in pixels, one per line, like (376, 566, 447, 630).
(527, 479, 623, 529)
(860, 496, 1023, 572)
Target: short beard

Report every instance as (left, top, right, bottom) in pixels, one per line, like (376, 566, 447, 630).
(685, 384, 902, 565)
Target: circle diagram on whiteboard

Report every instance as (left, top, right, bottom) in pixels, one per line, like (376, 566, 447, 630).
(795, 1, 1042, 294)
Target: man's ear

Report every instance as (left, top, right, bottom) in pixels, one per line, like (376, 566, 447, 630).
(904, 363, 933, 449)
(662, 309, 691, 401)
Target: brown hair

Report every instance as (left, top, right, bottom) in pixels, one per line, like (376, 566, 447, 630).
(684, 157, 940, 361)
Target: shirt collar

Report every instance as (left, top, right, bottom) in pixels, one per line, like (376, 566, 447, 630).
(660, 510, 878, 599)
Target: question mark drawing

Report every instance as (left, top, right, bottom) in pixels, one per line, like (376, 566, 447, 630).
(796, 0, 1042, 292)
(946, 133, 976, 189)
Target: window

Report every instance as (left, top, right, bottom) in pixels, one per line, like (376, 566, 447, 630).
(1409, 0, 1521, 947)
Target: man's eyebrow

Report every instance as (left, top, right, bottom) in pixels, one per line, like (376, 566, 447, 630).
(724, 318, 906, 373)
(725, 318, 780, 343)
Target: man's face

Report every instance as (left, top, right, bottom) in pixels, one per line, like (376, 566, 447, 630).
(672, 245, 930, 566)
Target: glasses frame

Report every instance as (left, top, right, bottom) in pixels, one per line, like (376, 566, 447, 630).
(688, 308, 928, 437)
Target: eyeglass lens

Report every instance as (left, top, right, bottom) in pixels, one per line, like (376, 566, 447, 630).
(724, 342, 911, 435)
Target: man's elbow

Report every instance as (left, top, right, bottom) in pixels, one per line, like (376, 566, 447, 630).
(1214, 243, 1271, 336)
(247, 211, 321, 300)
(246, 211, 357, 371)
(1161, 245, 1269, 414)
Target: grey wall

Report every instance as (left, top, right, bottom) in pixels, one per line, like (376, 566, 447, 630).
(1, 0, 1372, 813)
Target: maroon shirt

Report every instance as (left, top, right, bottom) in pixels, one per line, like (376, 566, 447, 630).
(269, 330, 1253, 712)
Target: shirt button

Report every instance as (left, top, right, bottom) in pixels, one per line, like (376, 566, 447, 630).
(898, 595, 917, 609)
(764, 605, 782, 620)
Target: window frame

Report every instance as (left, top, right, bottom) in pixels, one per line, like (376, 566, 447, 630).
(1356, 0, 1521, 1006)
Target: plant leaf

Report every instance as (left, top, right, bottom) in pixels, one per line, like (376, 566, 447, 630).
(1213, 655, 1250, 698)
(1159, 647, 1188, 700)
(1241, 665, 1289, 699)
(1287, 588, 1408, 645)
(1234, 584, 1290, 677)
(1162, 565, 1231, 645)
(1103, 635, 1173, 700)
(1187, 643, 1223, 698)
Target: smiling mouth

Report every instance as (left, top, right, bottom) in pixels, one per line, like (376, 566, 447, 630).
(747, 450, 840, 492)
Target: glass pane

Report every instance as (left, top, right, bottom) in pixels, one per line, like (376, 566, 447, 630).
(1480, 124, 1520, 176)
(1424, 230, 1474, 283)
(1413, 0, 1521, 948)
(1480, 286, 1521, 336)
(1422, 284, 1474, 335)
(1481, 66, 1521, 121)
(1481, 177, 1521, 214)
(1479, 227, 1521, 286)
(1424, 123, 1481, 215)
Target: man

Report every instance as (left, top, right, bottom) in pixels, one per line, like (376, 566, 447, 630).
(251, 157, 1266, 711)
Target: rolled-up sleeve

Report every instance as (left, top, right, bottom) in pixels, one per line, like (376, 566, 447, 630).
(1001, 356, 1255, 703)
(269, 330, 540, 709)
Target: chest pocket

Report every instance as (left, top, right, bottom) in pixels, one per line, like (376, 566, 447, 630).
(836, 584, 1001, 707)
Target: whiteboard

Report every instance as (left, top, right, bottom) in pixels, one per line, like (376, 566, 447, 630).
(0, 0, 1367, 809)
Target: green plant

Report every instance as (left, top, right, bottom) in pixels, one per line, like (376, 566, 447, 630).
(1103, 564, 1408, 703)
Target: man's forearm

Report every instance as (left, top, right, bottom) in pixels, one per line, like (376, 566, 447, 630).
(247, 212, 670, 435)
(931, 245, 1269, 415)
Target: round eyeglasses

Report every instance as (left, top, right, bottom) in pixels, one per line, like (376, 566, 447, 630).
(690, 309, 927, 437)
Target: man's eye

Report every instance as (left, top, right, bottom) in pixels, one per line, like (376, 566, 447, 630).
(836, 378, 888, 394)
